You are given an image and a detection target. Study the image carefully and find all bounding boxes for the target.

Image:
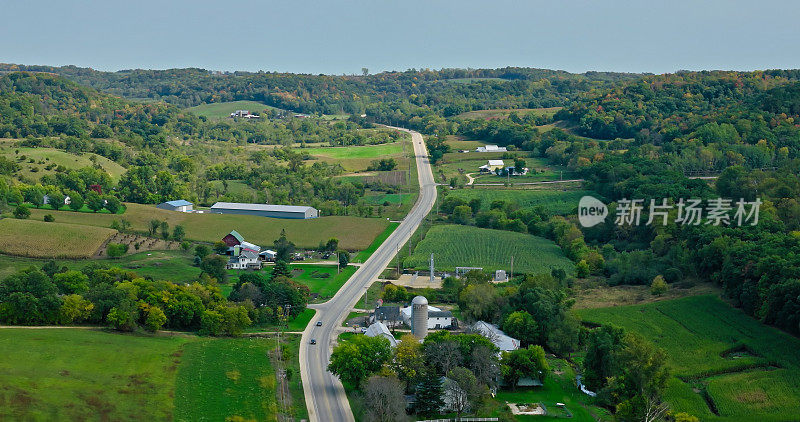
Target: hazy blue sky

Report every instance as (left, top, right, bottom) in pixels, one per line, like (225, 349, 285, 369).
(2, 0, 799, 75)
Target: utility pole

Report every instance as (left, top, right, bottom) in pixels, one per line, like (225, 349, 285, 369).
(429, 253, 434, 284)
(510, 255, 514, 283)
(396, 244, 401, 275)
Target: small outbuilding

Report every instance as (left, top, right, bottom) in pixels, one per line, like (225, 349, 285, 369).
(156, 200, 193, 212)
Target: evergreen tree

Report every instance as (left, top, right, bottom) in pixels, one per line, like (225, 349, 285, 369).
(271, 259, 292, 280)
(414, 368, 444, 417)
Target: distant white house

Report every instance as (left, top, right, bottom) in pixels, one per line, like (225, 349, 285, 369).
(364, 322, 398, 347)
(401, 304, 454, 330)
(476, 145, 507, 153)
(479, 160, 505, 173)
(42, 194, 71, 206)
(471, 321, 520, 352)
(156, 200, 193, 212)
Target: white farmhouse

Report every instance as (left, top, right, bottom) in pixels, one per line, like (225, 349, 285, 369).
(400, 303, 454, 330)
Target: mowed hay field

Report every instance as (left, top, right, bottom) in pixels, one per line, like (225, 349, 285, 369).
(23, 203, 389, 251)
(0, 219, 115, 258)
(301, 140, 409, 172)
(577, 295, 800, 421)
(0, 328, 189, 421)
(406, 225, 573, 274)
(447, 188, 593, 215)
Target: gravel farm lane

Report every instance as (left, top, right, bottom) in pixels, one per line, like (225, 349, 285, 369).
(299, 127, 436, 422)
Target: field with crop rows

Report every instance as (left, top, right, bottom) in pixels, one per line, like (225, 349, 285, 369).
(19, 203, 388, 251)
(447, 188, 594, 215)
(577, 295, 800, 421)
(0, 219, 115, 258)
(405, 225, 573, 274)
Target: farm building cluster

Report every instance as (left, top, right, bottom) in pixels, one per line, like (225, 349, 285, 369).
(478, 160, 529, 176)
(221, 230, 277, 270)
(229, 110, 260, 119)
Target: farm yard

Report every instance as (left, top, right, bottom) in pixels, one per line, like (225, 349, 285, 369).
(577, 295, 800, 421)
(0, 219, 116, 259)
(19, 203, 390, 250)
(405, 224, 573, 274)
(491, 357, 611, 421)
(445, 188, 593, 215)
(435, 153, 576, 185)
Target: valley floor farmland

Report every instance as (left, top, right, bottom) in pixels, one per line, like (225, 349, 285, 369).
(19, 203, 389, 250)
(577, 295, 800, 421)
(405, 224, 573, 274)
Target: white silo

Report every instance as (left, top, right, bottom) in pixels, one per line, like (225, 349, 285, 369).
(411, 295, 429, 339)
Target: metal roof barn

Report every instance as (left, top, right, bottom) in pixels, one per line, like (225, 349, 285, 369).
(210, 202, 319, 219)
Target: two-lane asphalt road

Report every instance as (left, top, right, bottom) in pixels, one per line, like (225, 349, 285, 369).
(299, 127, 436, 422)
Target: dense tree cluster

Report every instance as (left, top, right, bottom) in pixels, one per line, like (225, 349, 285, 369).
(0, 263, 249, 335)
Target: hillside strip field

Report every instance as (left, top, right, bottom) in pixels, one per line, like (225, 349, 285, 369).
(577, 295, 800, 421)
(406, 224, 573, 274)
(19, 203, 388, 251)
(0, 219, 115, 258)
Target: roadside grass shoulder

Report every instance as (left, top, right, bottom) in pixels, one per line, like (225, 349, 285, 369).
(355, 222, 399, 262)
